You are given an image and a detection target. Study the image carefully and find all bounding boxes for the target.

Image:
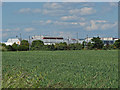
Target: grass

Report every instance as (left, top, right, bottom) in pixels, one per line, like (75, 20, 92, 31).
(2, 50, 118, 88)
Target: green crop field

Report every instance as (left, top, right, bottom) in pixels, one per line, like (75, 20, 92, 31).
(2, 50, 118, 88)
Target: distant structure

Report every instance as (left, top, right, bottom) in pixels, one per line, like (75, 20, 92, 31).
(85, 37, 118, 45)
(4, 38, 21, 46)
(31, 35, 84, 45)
(3, 35, 119, 46)
(31, 35, 64, 45)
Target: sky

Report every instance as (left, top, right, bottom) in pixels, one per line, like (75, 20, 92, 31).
(2, 2, 118, 42)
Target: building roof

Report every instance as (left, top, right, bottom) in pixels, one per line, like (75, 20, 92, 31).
(7, 38, 20, 43)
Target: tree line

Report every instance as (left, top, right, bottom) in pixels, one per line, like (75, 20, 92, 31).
(1, 37, 120, 51)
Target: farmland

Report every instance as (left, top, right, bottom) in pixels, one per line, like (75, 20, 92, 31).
(2, 50, 118, 88)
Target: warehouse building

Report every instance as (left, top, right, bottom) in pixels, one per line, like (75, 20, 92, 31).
(4, 38, 21, 46)
(85, 37, 118, 45)
(31, 35, 85, 45)
(31, 35, 64, 45)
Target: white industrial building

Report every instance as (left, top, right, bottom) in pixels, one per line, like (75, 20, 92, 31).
(85, 37, 118, 45)
(31, 35, 84, 45)
(31, 35, 64, 45)
(4, 38, 21, 46)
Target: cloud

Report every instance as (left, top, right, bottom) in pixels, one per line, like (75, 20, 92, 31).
(34, 19, 117, 31)
(61, 15, 85, 21)
(34, 19, 86, 27)
(86, 20, 99, 31)
(33, 20, 53, 25)
(32, 8, 41, 13)
(2, 28, 20, 32)
(46, 20, 52, 24)
(18, 8, 41, 13)
(18, 8, 65, 16)
(43, 3, 62, 9)
(101, 22, 117, 30)
(58, 31, 73, 38)
(109, 2, 118, 7)
(13, 28, 20, 31)
(95, 20, 107, 23)
(86, 20, 117, 31)
(69, 7, 96, 15)
(18, 8, 31, 13)
(79, 22, 86, 26)
(42, 9, 66, 16)
(24, 27, 35, 32)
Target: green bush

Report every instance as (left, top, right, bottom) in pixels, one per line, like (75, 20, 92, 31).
(18, 45, 29, 51)
(0, 46, 7, 51)
(55, 42, 67, 50)
(6, 45, 13, 51)
(12, 43, 19, 51)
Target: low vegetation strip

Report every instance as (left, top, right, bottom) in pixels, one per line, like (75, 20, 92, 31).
(2, 50, 118, 88)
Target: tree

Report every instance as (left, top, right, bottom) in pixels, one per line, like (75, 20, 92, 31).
(87, 42, 93, 50)
(1, 43, 6, 47)
(69, 44, 76, 50)
(18, 45, 29, 51)
(82, 41, 87, 49)
(0, 43, 7, 51)
(46, 44, 55, 51)
(91, 37, 104, 49)
(6, 45, 13, 51)
(55, 42, 67, 50)
(31, 40, 45, 50)
(19, 40, 29, 51)
(12, 43, 19, 51)
(75, 43, 82, 50)
(21, 40, 29, 46)
(114, 39, 120, 49)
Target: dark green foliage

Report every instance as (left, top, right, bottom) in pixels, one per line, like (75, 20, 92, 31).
(31, 40, 44, 47)
(82, 41, 87, 49)
(91, 37, 104, 49)
(18, 45, 29, 51)
(1, 43, 6, 47)
(6, 45, 13, 51)
(103, 44, 115, 50)
(0, 43, 7, 51)
(69, 44, 76, 50)
(75, 43, 82, 50)
(21, 40, 29, 46)
(114, 39, 120, 49)
(46, 44, 55, 51)
(87, 42, 93, 50)
(69, 43, 82, 50)
(12, 43, 19, 51)
(18, 40, 29, 51)
(55, 42, 67, 50)
(31, 40, 45, 50)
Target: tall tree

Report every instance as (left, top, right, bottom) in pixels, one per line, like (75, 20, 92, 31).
(87, 42, 93, 50)
(19, 40, 29, 51)
(12, 43, 19, 51)
(91, 37, 104, 49)
(114, 39, 120, 49)
(31, 40, 44, 50)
